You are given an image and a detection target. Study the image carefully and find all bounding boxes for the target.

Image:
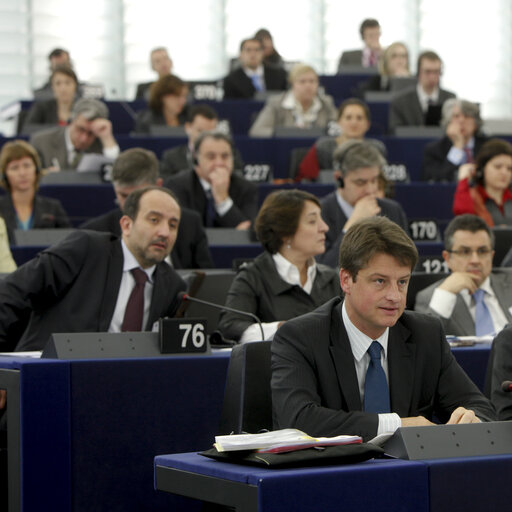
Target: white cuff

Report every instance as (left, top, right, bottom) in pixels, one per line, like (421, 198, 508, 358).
(215, 197, 234, 217)
(239, 321, 280, 343)
(103, 144, 120, 160)
(429, 287, 457, 319)
(377, 413, 401, 435)
(447, 146, 465, 165)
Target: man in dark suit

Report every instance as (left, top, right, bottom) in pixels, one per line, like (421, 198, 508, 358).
(165, 132, 257, 229)
(389, 51, 456, 133)
(223, 38, 287, 99)
(337, 18, 382, 72)
(0, 186, 186, 354)
(415, 215, 512, 336)
(272, 216, 495, 441)
(134, 47, 173, 101)
(30, 98, 120, 170)
(81, 147, 213, 269)
(318, 140, 409, 267)
(159, 104, 244, 178)
(489, 326, 512, 420)
(422, 99, 488, 181)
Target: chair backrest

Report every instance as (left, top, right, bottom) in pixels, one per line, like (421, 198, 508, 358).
(288, 147, 311, 179)
(406, 271, 448, 310)
(218, 340, 272, 435)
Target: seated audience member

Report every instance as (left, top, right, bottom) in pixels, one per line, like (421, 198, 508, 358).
(489, 326, 512, 419)
(81, 148, 213, 269)
(33, 48, 72, 100)
(135, 74, 189, 134)
(218, 190, 340, 343)
(337, 18, 382, 71)
(0, 140, 71, 243)
(389, 50, 456, 132)
(415, 214, 512, 336)
(23, 65, 78, 133)
(159, 104, 244, 178)
(0, 218, 16, 273)
(318, 140, 408, 268)
(254, 28, 284, 68)
(423, 99, 487, 182)
(358, 42, 411, 94)
(166, 132, 257, 229)
(249, 64, 337, 137)
(223, 37, 287, 99)
(0, 186, 186, 353)
(135, 47, 173, 101)
(453, 139, 512, 226)
(272, 216, 495, 441)
(297, 98, 387, 181)
(30, 98, 120, 170)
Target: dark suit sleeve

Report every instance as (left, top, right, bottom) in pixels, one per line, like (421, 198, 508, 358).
(25, 101, 50, 125)
(0, 231, 90, 345)
(134, 110, 151, 134)
(52, 200, 72, 228)
(271, 317, 380, 440)
(389, 98, 406, 131)
(422, 139, 458, 182)
(219, 178, 258, 227)
(490, 327, 512, 420)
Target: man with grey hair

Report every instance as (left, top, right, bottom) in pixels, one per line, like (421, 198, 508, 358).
(318, 140, 409, 267)
(30, 98, 120, 170)
(81, 147, 213, 269)
(422, 98, 488, 181)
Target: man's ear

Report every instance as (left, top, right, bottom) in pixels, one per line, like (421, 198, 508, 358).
(119, 215, 132, 236)
(339, 268, 353, 294)
(441, 250, 450, 264)
(156, 178, 163, 187)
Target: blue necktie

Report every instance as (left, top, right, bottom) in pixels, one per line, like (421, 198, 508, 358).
(251, 74, 263, 92)
(364, 341, 391, 413)
(473, 289, 494, 336)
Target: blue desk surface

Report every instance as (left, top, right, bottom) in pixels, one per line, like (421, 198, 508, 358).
(155, 452, 429, 512)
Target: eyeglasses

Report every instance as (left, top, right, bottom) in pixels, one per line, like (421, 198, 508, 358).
(447, 247, 493, 258)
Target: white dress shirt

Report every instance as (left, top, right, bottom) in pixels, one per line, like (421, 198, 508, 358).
(416, 84, 440, 113)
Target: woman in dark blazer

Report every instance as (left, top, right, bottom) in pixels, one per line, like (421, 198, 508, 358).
(0, 140, 71, 243)
(134, 74, 189, 133)
(218, 189, 341, 342)
(23, 65, 78, 133)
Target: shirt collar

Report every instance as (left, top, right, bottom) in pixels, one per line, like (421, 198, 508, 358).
(281, 90, 322, 114)
(64, 126, 74, 153)
(342, 300, 389, 362)
(417, 83, 439, 107)
(272, 251, 317, 292)
(243, 64, 264, 78)
(121, 239, 155, 283)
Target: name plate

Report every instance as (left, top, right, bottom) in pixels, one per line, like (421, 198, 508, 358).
(409, 219, 440, 241)
(159, 318, 209, 354)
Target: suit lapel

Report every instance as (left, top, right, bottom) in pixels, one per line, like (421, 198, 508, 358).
(387, 320, 415, 416)
(55, 129, 69, 168)
(98, 240, 124, 331)
(453, 295, 475, 335)
(328, 303, 362, 411)
(146, 263, 170, 328)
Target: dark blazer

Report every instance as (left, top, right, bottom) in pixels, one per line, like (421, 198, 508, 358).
(0, 230, 186, 351)
(272, 297, 496, 441)
(490, 325, 512, 420)
(0, 194, 72, 244)
(223, 65, 288, 99)
(389, 86, 456, 131)
(160, 144, 245, 178)
(30, 126, 104, 168)
(134, 108, 188, 134)
(80, 207, 214, 269)
(24, 99, 60, 126)
(318, 191, 410, 267)
(414, 271, 512, 336)
(218, 251, 341, 341)
(165, 170, 258, 227)
(135, 81, 153, 101)
(422, 134, 488, 182)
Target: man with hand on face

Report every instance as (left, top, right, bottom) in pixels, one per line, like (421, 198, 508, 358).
(223, 38, 287, 99)
(415, 214, 512, 336)
(272, 216, 495, 441)
(165, 131, 257, 230)
(0, 186, 186, 354)
(318, 140, 409, 267)
(30, 98, 119, 170)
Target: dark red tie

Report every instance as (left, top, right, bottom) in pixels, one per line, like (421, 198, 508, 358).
(121, 268, 148, 332)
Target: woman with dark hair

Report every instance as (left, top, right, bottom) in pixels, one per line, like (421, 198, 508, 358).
(134, 74, 189, 133)
(23, 65, 78, 132)
(254, 28, 284, 68)
(296, 97, 387, 181)
(218, 189, 340, 342)
(453, 138, 512, 226)
(0, 140, 71, 243)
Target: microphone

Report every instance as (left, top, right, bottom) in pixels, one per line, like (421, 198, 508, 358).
(501, 380, 512, 392)
(177, 292, 265, 341)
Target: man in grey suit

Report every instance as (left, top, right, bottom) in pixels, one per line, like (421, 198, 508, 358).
(389, 51, 456, 133)
(272, 217, 494, 441)
(415, 215, 512, 336)
(30, 98, 120, 170)
(337, 18, 382, 71)
(318, 140, 409, 267)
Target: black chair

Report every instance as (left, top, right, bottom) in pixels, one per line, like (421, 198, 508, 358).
(406, 271, 448, 310)
(288, 147, 310, 180)
(218, 340, 272, 435)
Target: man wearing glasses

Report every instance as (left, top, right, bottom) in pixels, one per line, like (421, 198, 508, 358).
(415, 214, 512, 336)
